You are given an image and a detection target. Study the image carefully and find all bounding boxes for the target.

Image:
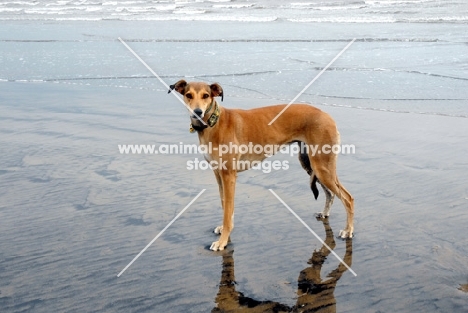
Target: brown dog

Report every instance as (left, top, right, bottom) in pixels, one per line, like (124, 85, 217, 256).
(169, 80, 354, 251)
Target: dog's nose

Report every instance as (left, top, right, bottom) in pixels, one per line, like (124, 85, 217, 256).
(193, 108, 203, 117)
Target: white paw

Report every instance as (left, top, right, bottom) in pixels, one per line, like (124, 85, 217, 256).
(213, 225, 223, 235)
(315, 212, 329, 219)
(210, 240, 226, 251)
(338, 229, 353, 239)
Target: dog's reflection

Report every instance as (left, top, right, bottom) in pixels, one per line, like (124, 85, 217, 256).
(212, 219, 353, 313)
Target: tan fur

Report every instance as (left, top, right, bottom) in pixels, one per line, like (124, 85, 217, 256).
(170, 80, 354, 251)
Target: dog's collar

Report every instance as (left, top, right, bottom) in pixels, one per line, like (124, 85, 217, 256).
(207, 100, 220, 127)
(189, 101, 220, 133)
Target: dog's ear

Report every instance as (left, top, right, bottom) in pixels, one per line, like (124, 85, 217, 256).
(210, 83, 224, 102)
(168, 80, 187, 95)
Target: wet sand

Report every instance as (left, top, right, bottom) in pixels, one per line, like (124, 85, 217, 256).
(1, 21, 468, 312)
(1, 81, 467, 312)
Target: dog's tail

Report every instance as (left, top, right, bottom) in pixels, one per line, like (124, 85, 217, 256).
(298, 142, 319, 200)
(310, 174, 319, 200)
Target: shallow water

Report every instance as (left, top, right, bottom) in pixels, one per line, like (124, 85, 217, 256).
(1, 14, 468, 313)
(2, 20, 467, 117)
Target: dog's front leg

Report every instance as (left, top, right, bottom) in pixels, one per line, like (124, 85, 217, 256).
(210, 168, 237, 251)
(213, 169, 224, 235)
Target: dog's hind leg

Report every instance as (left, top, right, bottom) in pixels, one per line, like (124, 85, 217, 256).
(310, 152, 354, 239)
(315, 183, 335, 219)
(298, 141, 334, 218)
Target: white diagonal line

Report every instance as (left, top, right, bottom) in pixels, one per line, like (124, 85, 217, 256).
(118, 37, 206, 126)
(269, 189, 357, 277)
(268, 38, 356, 125)
(117, 189, 206, 277)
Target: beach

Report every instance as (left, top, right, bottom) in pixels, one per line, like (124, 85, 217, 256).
(1, 2, 468, 312)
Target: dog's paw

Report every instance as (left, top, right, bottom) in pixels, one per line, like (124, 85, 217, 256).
(213, 225, 223, 235)
(315, 212, 329, 219)
(210, 240, 227, 251)
(338, 229, 353, 239)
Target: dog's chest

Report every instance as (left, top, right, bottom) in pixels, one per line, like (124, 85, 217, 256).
(203, 152, 211, 162)
(198, 137, 212, 162)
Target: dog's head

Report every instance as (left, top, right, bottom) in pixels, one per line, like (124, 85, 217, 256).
(168, 80, 223, 126)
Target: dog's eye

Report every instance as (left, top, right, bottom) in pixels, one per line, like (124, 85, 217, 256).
(186, 93, 193, 99)
(202, 94, 210, 99)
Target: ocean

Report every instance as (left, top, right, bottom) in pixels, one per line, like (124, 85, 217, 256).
(1, 0, 467, 118)
(1, 0, 468, 23)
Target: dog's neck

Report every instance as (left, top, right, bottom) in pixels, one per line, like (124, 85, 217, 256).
(190, 100, 220, 133)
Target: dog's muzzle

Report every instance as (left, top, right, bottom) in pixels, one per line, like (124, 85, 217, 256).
(190, 108, 208, 132)
(192, 108, 204, 119)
